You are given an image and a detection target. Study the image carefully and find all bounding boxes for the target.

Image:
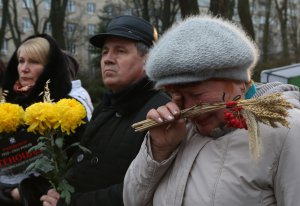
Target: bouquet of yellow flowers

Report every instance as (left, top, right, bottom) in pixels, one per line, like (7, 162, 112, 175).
(0, 102, 24, 133)
(0, 83, 88, 205)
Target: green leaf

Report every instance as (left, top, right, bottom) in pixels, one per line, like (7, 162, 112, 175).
(57, 179, 75, 205)
(38, 136, 50, 142)
(58, 180, 75, 193)
(25, 156, 54, 174)
(25, 162, 36, 173)
(28, 142, 45, 152)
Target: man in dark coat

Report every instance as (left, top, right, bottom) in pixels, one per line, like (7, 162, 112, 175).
(40, 15, 170, 206)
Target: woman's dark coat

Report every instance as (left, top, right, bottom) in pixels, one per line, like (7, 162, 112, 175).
(0, 34, 75, 206)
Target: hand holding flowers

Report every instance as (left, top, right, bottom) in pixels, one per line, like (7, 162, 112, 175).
(23, 99, 87, 205)
(0, 83, 88, 205)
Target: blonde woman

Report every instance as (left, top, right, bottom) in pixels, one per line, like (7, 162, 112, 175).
(0, 34, 82, 206)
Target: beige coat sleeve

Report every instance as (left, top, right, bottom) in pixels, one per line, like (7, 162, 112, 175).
(274, 109, 300, 206)
(123, 135, 178, 206)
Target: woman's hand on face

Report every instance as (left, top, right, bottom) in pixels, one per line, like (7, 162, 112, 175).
(147, 101, 187, 162)
(40, 189, 60, 206)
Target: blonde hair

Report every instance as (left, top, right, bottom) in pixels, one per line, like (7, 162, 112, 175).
(17, 37, 50, 66)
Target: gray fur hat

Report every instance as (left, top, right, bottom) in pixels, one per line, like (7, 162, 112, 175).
(146, 15, 259, 88)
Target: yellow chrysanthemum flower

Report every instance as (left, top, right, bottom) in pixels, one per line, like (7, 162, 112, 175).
(24, 102, 60, 135)
(0, 103, 24, 133)
(56, 99, 86, 135)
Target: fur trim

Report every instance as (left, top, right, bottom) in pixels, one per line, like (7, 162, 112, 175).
(146, 15, 259, 88)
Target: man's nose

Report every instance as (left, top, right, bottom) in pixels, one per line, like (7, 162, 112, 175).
(102, 52, 115, 65)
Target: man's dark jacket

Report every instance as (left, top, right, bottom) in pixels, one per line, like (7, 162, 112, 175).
(58, 77, 170, 206)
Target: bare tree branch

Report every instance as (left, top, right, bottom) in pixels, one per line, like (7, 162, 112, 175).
(178, 0, 199, 19)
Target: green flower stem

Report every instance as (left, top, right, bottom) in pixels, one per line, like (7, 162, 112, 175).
(49, 131, 60, 189)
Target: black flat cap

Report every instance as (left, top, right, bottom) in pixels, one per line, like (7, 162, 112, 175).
(89, 15, 157, 48)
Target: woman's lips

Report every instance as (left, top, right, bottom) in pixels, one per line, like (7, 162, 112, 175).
(20, 77, 32, 81)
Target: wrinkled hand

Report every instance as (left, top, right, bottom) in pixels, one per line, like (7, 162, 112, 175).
(147, 92, 187, 162)
(40, 189, 60, 206)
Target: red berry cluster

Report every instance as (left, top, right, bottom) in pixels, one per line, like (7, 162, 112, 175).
(224, 101, 248, 130)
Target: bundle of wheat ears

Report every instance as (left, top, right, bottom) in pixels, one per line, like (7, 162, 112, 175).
(132, 93, 293, 159)
(0, 88, 7, 103)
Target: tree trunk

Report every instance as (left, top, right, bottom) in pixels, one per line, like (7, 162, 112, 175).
(141, 0, 150, 21)
(287, 1, 299, 61)
(209, 0, 235, 19)
(262, 0, 272, 62)
(178, 0, 199, 19)
(23, 0, 40, 34)
(237, 0, 255, 40)
(126, 0, 178, 34)
(0, 0, 9, 50)
(162, 0, 171, 31)
(49, 0, 68, 49)
(7, 0, 22, 47)
(274, 0, 289, 60)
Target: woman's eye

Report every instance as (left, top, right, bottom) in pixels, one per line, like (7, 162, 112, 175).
(31, 60, 39, 64)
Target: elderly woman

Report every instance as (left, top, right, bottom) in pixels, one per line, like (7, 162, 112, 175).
(123, 16, 300, 206)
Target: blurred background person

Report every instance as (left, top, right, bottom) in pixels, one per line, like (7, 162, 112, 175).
(0, 59, 5, 87)
(64, 52, 94, 121)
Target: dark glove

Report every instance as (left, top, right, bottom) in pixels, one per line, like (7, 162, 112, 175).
(19, 175, 51, 206)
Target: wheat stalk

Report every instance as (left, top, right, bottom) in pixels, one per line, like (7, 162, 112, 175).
(0, 88, 8, 103)
(39, 79, 53, 103)
(132, 92, 293, 160)
(132, 93, 293, 132)
(241, 110, 261, 159)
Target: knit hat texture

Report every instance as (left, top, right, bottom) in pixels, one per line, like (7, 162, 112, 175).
(146, 15, 259, 88)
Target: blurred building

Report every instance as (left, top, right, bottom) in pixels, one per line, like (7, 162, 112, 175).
(1, 0, 299, 72)
(0, 0, 115, 74)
